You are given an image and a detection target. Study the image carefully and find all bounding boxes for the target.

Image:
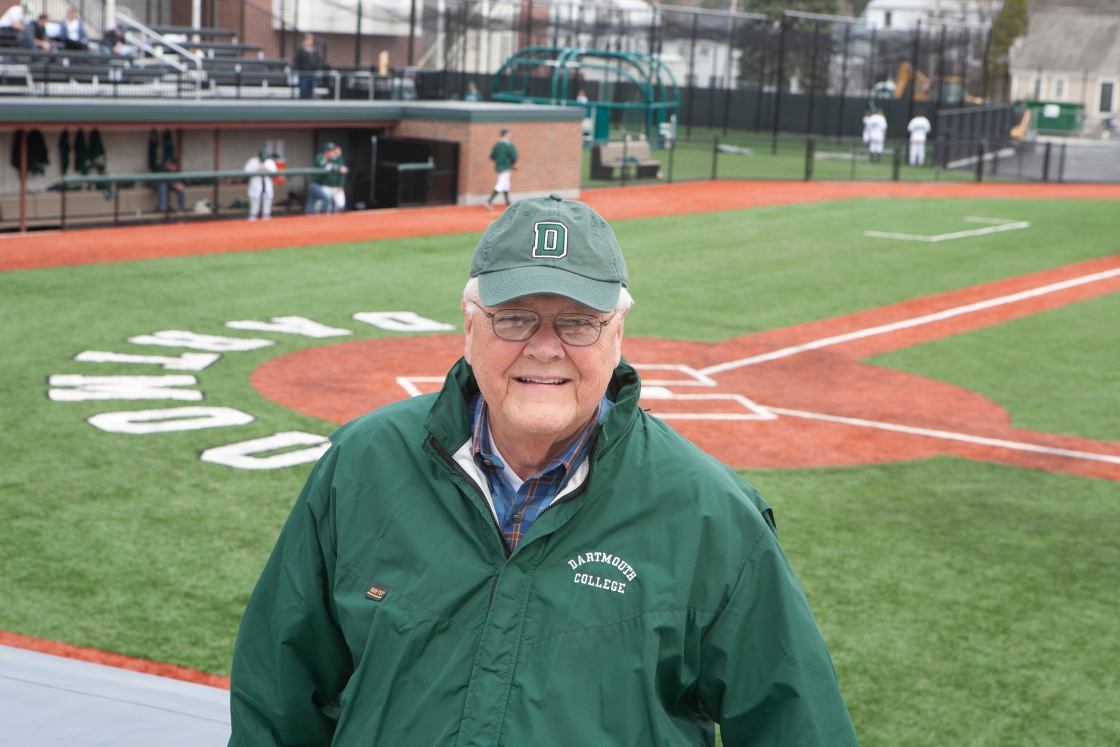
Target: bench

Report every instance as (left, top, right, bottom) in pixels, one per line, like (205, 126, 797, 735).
(590, 139, 661, 181)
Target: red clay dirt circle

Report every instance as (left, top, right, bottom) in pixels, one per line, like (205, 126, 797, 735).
(253, 255, 1120, 482)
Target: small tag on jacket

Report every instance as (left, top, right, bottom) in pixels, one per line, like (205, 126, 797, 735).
(365, 583, 390, 602)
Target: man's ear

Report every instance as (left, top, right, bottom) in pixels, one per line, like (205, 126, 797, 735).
(462, 300, 474, 365)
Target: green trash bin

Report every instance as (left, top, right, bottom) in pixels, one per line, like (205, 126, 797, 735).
(1021, 101, 1084, 135)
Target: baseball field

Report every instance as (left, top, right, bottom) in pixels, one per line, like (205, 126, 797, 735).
(1, 182, 1118, 746)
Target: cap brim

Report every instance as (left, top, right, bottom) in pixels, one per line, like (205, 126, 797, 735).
(478, 266, 621, 313)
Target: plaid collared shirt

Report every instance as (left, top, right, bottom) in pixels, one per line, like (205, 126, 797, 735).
(469, 393, 612, 551)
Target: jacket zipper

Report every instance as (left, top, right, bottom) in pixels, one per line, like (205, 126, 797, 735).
(430, 433, 597, 611)
(429, 435, 511, 559)
(532, 434, 598, 523)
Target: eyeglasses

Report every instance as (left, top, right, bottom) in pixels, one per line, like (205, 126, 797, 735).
(478, 307, 617, 346)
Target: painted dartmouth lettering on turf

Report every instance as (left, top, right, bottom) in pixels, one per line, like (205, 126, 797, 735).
(568, 551, 636, 594)
(45, 312, 455, 471)
(250, 256, 1120, 483)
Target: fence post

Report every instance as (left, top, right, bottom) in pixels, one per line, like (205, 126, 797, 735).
(975, 140, 985, 182)
(354, 0, 363, 66)
(771, 18, 786, 155)
(1041, 141, 1052, 182)
(213, 129, 221, 213)
(60, 178, 67, 230)
(907, 21, 920, 123)
(686, 13, 698, 137)
(18, 130, 27, 233)
(711, 135, 720, 180)
(892, 142, 902, 181)
(621, 137, 629, 187)
(804, 136, 815, 181)
(1058, 142, 1066, 183)
(805, 20, 819, 136)
(836, 22, 850, 143)
(408, 0, 417, 65)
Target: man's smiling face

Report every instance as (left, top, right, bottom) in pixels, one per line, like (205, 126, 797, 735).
(463, 293, 624, 449)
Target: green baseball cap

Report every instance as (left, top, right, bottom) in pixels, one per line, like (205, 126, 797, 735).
(470, 194, 628, 313)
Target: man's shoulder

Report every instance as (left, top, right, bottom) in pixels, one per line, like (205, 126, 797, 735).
(623, 412, 773, 525)
(329, 393, 437, 451)
(305, 395, 438, 497)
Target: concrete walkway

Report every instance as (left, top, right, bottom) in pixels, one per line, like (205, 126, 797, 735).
(0, 644, 230, 746)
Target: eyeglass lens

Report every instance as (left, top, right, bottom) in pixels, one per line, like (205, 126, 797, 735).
(491, 310, 604, 346)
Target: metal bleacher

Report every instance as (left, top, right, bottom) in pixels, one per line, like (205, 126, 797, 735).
(0, 10, 313, 100)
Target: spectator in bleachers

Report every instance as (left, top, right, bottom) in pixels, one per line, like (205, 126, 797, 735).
(0, 3, 30, 32)
(17, 13, 53, 51)
(100, 23, 127, 55)
(56, 8, 89, 51)
(465, 82, 481, 102)
(294, 34, 321, 100)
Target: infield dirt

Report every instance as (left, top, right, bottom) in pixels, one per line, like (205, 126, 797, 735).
(253, 254, 1120, 482)
(3, 180, 1120, 273)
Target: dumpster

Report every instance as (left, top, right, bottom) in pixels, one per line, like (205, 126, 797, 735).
(1020, 101, 1084, 135)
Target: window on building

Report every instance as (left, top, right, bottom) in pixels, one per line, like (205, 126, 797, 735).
(1053, 77, 1066, 101)
(1102, 82, 1116, 113)
(1033, 77, 1042, 100)
(884, 11, 892, 27)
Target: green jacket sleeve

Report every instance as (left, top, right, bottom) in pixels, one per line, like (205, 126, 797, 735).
(698, 529, 859, 747)
(228, 456, 353, 747)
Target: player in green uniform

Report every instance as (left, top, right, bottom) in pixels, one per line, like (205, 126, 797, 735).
(487, 128, 518, 210)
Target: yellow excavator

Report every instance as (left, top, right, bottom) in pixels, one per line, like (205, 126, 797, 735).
(893, 62, 984, 105)
(894, 62, 933, 101)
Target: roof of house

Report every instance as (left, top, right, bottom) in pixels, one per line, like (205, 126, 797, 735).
(1009, 9, 1120, 73)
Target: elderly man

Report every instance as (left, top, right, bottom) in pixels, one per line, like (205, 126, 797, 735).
(228, 194, 858, 747)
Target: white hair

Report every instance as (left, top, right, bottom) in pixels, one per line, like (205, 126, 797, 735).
(462, 276, 633, 315)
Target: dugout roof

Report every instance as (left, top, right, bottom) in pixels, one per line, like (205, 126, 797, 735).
(0, 100, 585, 128)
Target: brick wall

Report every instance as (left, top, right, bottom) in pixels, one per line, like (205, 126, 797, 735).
(394, 119, 581, 205)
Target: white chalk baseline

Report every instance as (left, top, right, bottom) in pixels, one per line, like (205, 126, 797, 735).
(865, 216, 1031, 243)
(392, 264, 1120, 469)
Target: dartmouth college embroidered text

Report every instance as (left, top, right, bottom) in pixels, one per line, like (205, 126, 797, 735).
(567, 551, 636, 594)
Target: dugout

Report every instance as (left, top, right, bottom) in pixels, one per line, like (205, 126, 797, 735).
(0, 99, 582, 231)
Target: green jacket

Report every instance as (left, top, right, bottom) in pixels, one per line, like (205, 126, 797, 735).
(228, 359, 858, 747)
(490, 139, 517, 172)
(314, 152, 346, 187)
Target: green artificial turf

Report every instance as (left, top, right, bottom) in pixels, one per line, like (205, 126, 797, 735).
(871, 291, 1120, 444)
(0, 196, 1117, 745)
(616, 197, 1119, 341)
(582, 129, 988, 186)
(742, 459, 1120, 747)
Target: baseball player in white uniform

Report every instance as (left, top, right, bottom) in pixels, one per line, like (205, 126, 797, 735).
(907, 115, 932, 166)
(244, 149, 278, 221)
(863, 109, 888, 163)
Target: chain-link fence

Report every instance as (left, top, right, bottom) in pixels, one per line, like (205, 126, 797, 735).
(579, 130, 1120, 187)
